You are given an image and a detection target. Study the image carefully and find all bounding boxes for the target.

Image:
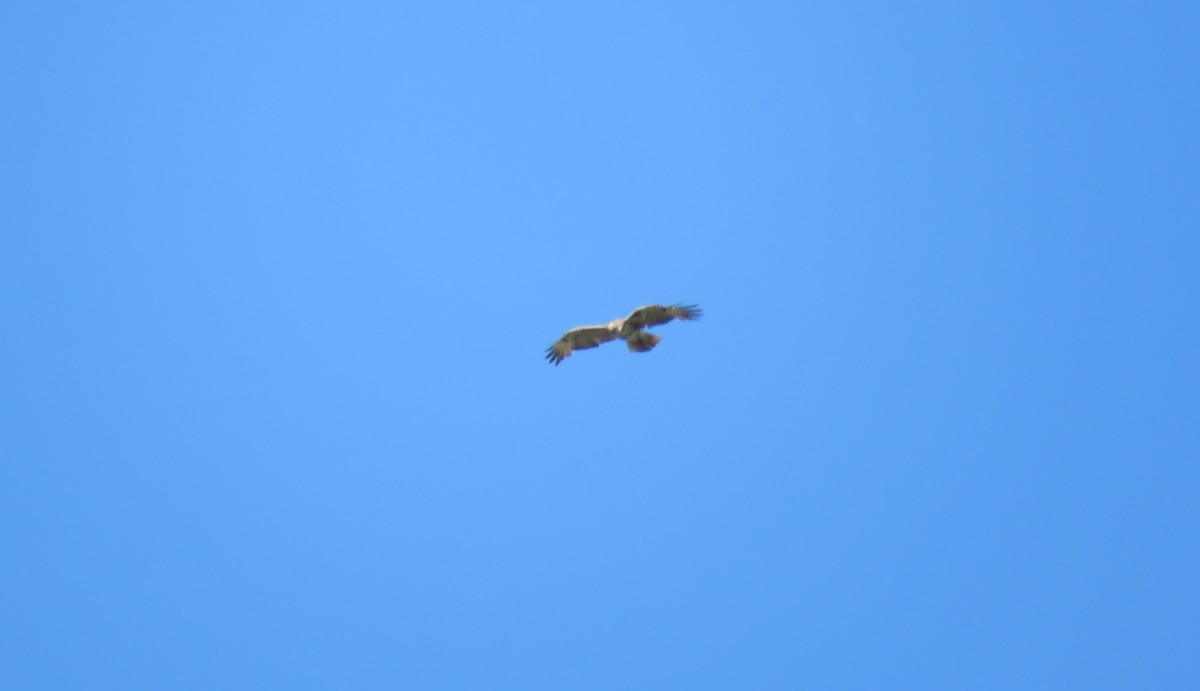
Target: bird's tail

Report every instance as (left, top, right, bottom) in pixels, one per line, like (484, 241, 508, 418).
(625, 331, 661, 353)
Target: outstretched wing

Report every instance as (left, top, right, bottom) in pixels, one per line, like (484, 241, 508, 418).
(545, 325, 617, 365)
(623, 303, 702, 330)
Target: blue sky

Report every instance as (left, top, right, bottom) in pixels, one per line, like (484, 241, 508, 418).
(2, 2, 1198, 689)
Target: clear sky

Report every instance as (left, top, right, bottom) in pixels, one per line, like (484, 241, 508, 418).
(3, 2, 1198, 689)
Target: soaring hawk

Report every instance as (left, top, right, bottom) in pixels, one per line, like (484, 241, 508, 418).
(545, 303, 701, 366)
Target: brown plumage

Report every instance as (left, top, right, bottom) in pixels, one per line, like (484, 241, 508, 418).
(545, 303, 701, 365)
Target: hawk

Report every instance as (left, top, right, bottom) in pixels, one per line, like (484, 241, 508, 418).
(545, 303, 702, 365)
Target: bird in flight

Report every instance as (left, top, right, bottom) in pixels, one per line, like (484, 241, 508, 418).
(545, 303, 702, 365)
